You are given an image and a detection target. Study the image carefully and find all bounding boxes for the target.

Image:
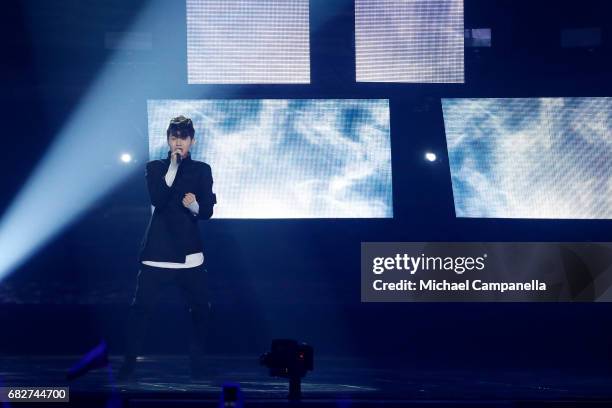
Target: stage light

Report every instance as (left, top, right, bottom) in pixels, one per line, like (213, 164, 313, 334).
(120, 153, 132, 163)
(442, 97, 612, 219)
(0, 0, 182, 281)
(66, 340, 109, 381)
(425, 152, 437, 162)
(220, 383, 244, 408)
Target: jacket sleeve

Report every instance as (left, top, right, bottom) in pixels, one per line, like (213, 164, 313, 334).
(195, 163, 216, 220)
(145, 161, 174, 209)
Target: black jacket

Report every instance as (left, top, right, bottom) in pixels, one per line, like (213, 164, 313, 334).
(138, 151, 216, 263)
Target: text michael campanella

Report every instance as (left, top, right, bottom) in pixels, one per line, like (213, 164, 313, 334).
(371, 253, 546, 293)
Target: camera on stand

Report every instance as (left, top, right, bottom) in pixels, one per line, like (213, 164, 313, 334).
(260, 339, 314, 401)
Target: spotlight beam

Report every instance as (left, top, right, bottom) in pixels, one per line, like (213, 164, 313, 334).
(0, 0, 177, 281)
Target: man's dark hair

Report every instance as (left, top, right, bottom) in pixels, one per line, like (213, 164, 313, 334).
(167, 115, 195, 139)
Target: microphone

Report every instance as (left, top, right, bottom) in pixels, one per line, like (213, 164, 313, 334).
(175, 152, 182, 164)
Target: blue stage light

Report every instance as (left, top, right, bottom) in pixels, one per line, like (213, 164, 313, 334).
(0, 0, 183, 281)
(120, 153, 133, 163)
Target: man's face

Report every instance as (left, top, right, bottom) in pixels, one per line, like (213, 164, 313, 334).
(167, 134, 195, 158)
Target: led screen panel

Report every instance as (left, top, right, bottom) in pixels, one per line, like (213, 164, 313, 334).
(147, 99, 393, 218)
(186, 0, 310, 84)
(442, 97, 612, 219)
(355, 0, 464, 83)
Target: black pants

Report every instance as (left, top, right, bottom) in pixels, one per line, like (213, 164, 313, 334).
(123, 263, 210, 371)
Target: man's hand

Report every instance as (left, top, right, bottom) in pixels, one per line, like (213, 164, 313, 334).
(171, 148, 183, 165)
(182, 192, 196, 208)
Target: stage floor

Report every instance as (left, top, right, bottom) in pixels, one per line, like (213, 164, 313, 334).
(2, 355, 612, 406)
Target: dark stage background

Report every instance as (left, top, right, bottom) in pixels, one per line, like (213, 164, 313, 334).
(1, 0, 612, 371)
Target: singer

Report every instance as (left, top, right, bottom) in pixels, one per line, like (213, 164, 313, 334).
(118, 115, 217, 380)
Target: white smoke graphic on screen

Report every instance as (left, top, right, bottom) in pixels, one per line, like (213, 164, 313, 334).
(442, 97, 612, 219)
(147, 99, 393, 219)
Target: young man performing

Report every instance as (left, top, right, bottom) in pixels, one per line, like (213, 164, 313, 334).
(119, 115, 216, 380)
